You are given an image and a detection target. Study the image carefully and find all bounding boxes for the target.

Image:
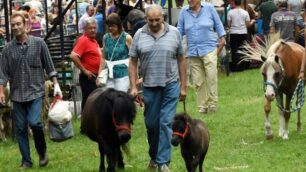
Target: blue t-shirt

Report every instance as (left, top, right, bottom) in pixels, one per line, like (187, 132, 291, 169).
(95, 13, 103, 34)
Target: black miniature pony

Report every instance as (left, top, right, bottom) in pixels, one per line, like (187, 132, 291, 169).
(171, 113, 210, 172)
(81, 88, 137, 172)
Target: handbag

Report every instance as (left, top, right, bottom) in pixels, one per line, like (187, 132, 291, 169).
(97, 68, 109, 87)
(97, 33, 123, 87)
(48, 120, 74, 142)
(48, 96, 72, 124)
(47, 96, 74, 142)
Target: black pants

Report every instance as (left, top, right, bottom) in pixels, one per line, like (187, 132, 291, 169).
(79, 73, 98, 110)
(229, 33, 249, 72)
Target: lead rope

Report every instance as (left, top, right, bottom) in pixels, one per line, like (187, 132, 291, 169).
(183, 100, 186, 114)
(289, 79, 305, 112)
(276, 79, 305, 113)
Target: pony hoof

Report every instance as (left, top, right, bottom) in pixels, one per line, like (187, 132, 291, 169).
(282, 135, 289, 140)
(266, 134, 274, 140)
(118, 163, 125, 169)
(297, 128, 302, 133)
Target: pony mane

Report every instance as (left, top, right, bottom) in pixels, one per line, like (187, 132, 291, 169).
(174, 113, 192, 123)
(112, 90, 137, 124)
(239, 32, 282, 62)
(95, 88, 137, 123)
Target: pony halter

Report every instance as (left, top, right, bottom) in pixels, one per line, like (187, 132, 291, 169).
(172, 123, 189, 139)
(112, 113, 131, 134)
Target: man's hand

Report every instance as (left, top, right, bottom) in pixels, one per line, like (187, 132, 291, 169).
(130, 87, 138, 97)
(179, 89, 187, 101)
(217, 37, 226, 56)
(84, 69, 96, 80)
(0, 92, 5, 105)
(298, 71, 305, 80)
(53, 83, 63, 98)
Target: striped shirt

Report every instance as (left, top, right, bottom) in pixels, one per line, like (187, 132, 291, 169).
(129, 23, 184, 87)
(0, 36, 57, 102)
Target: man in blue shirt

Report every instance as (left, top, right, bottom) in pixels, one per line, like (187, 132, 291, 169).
(95, 5, 104, 47)
(177, 0, 225, 114)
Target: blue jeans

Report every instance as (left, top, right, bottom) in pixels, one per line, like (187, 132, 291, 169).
(13, 97, 46, 165)
(143, 81, 180, 165)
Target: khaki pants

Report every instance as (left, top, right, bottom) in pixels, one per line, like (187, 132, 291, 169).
(189, 49, 218, 109)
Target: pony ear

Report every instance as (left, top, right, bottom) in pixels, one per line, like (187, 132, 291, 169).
(261, 55, 266, 62)
(275, 55, 279, 63)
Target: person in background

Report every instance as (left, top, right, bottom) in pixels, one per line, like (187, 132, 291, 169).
(0, 13, 62, 169)
(270, 0, 299, 42)
(78, 5, 95, 33)
(24, 0, 43, 16)
(288, 0, 302, 15)
(256, 0, 277, 35)
(129, 4, 186, 172)
(228, 0, 255, 72)
(70, 17, 103, 115)
(29, 8, 42, 37)
(298, 0, 306, 80)
(18, 5, 31, 12)
(98, 13, 132, 92)
(95, 5, 104, 47)
(177, 0, 225, 114)
(127, 9, 146, 37)
(78, 0, 90, 17)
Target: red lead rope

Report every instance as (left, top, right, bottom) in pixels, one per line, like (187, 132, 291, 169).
(172, 124, 189, 139)
(112, 113, 131, 134)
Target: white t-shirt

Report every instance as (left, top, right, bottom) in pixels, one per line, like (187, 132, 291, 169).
(228, 8, 250, 34)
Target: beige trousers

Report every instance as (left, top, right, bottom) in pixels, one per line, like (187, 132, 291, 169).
(189, 49, 218, 109)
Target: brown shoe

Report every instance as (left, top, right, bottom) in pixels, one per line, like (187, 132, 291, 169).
(20, 163, 32, 169)
(39, 153, 49, 167)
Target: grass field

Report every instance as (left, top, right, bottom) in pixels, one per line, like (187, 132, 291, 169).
(1, 69, 306, 172)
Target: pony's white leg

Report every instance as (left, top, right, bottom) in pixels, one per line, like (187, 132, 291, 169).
(264, 99, 273, 139)
(281, 97, 291, 140)
(278, 109, 285, 138)
(282, 120, 289, 140)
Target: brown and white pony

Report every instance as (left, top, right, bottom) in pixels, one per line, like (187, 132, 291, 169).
(241, 34, 305, 139)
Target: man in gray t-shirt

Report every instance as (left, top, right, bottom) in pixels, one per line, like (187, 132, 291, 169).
(129, 4, 187, 172)
(269, 0, 299, 42)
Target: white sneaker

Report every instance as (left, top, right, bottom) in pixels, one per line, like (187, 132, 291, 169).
(158, 164, 171, 172)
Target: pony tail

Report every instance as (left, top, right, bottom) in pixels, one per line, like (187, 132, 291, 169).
(238, 32, 281, 62)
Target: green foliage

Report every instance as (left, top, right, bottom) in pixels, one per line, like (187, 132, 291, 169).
(1, 69, 306, 171)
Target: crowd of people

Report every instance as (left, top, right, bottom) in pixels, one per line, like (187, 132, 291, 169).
(1, 0, 306, 171)
(227, 0, 305, 72)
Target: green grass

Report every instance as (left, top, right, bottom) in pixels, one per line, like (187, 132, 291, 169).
(1, 69, 306, 171)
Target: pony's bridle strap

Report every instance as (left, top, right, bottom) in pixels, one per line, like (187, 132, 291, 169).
(112, 113, 131, 134)
(264, 81, 279, 93)
(172, 124, 189, 139)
